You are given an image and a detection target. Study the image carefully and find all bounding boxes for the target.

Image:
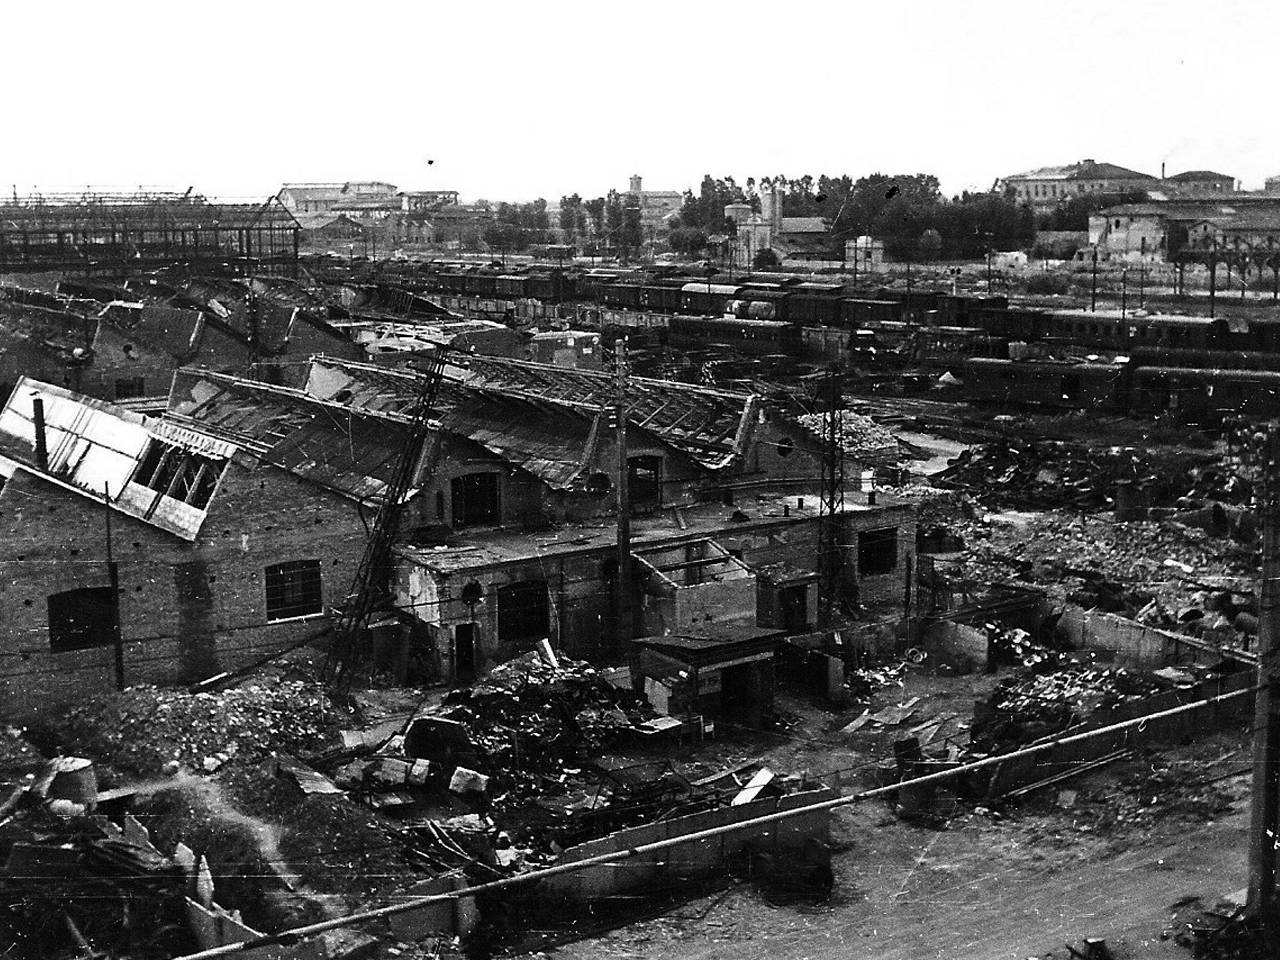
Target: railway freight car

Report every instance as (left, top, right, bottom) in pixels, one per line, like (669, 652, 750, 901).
(668, 315, 802, 355)
(1130, 367, 1280, 422)
(957, 358, 1127, 411)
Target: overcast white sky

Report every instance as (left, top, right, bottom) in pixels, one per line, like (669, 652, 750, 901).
(5, 0, 1279, 203)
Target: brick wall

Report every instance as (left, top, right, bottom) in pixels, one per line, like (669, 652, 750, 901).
(0, 462, 370, 719)
(395, 502, 918, 682)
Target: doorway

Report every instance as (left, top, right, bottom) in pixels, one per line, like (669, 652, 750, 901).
(454, 623, 477, 682)
(778, 584, 810, 634)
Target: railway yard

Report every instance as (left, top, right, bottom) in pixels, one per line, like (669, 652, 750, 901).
(0, 246, 1276, 960)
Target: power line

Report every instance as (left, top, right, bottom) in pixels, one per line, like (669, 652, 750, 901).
(168, 681, 1259, 959)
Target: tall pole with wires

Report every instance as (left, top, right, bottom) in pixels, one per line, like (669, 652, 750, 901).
(613, 338, 633, 654)
(818, 366, 846, 628)
(1249, 423, 1280, 931)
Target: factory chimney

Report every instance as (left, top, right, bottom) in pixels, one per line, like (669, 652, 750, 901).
(31, 396, 48, 471)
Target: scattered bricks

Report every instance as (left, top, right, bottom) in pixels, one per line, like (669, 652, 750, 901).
(407, 760, 430, 786)
(376, 758, 414, 786)
(449, 767, 489, 796)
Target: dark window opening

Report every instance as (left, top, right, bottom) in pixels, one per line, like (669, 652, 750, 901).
(114, 376, 146, 400)
(497, 579, 549, 645)
(48, 587, 117, 652)
(451, 472, 501, 527)
(586, 472, 612, 494)
(130, 438, 225, 509)
(461, 581, 483, 605)
(777, 437, 794, 458)
(858, 527, 899, 577)
(265, 560, 323, 621)
(627, 455, 662, 508)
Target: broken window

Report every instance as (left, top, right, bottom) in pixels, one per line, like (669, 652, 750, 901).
(114, 376, 147, 400)
(627, 455, 662, 508)
(451, 471, 500, 527)
(48, 587, 117, 652)
(130, 438, 225, 509)
(264, 560, 323, 621)
(858, 527, 898, 577)
(496, 579, 549, 645)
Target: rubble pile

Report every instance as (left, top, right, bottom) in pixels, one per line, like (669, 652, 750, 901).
(949, 511, 1257, 630)
(973, 664, 1168, 749)
(797, 410, 899, 458)
(37, 682, 335, 777)
(932, 440, 1220, 510)
(438, 652, 656, 799)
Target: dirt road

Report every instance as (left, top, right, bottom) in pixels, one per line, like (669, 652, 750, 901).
(544, 675, 1251, 960)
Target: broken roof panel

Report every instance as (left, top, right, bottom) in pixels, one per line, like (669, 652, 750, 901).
(167, 369, 413, 505)
(306, 355, 758, 472)
(0, 377, 237, 540)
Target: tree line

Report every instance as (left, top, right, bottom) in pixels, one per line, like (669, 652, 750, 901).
(482, 172, 1131, 262)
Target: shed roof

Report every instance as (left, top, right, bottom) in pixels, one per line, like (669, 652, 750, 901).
(0, 377, 238, 540)
(166, 369, 414, 506)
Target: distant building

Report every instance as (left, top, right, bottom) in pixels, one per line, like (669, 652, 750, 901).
(400, 190, 460, 212)
(1000, 159, 1159, 212)
(1089, 195, 1280, 261)
(1161, 170, 1235, 195)
(626, 175, 685, 241)
(731, 183, 832, 264)
(276, 181, 398, 215)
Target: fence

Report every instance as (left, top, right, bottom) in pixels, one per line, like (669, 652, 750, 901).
(541, 786, 834, 901)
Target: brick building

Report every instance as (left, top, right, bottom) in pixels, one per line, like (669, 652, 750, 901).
(297, 355, 916, 682)
(0, 375, 417, 717)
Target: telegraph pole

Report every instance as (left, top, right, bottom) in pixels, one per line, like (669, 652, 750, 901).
(818, 367, 847, 628)
(103, 482, 124, 691)
(1249, 424, 1280, 931)
(1091, 247, 1098, 312)
(613, 339, 633, 653)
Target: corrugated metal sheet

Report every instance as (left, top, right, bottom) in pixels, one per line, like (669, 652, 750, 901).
(0, 377, 238, 540)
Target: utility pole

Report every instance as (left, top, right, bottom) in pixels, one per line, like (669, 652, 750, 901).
(103, 482, 124, 691)
(1121, 268, 1128, 320)
(613, 338, 633, 654)
(818, 367, 847, 628)
(1249, 424, 1280, 932)
(1091, 247, 1098, 312)
(1209, 239, 1218, 319)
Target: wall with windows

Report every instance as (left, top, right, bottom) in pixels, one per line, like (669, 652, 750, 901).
(395, 501, 919, 683)
(0, 460, 370, 718)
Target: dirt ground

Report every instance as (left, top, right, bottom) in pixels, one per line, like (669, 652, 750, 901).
(538, 668, 1253, 960)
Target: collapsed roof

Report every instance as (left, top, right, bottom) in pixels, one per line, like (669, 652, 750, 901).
(166, 369, 414, 506)
(0, 377, 238, 540)
(305, 354, 761, 475)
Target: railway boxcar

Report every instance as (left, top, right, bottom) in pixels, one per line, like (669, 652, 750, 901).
(493, 273, 529, 299)
(680, 281, 743, 316)
(786, 282, 846, 325)
(959, 358, 1126, 411)
(668, 315, 801, 355)
(1131, 367, 1280, 422)
(841, 298, 902, 325)
(638, 279, 685, 313)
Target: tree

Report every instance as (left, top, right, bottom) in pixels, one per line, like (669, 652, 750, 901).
(753, 248, 780, 270)
(918, 228, 942, 262)
(669, 226, 707, 256)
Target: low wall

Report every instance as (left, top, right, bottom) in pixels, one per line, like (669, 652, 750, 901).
(1058, 604, 1244, 670)
(541, 787, 834, 902)
(985, 669, 1254, 797)
(923, 619, 988, 673)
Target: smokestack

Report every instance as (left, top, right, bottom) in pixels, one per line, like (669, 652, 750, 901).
(1161, 161, 1166, 179)
(31, 396, 48, 471)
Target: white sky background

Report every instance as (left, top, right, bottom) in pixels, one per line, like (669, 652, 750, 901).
(4, 0, 1279, 202)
